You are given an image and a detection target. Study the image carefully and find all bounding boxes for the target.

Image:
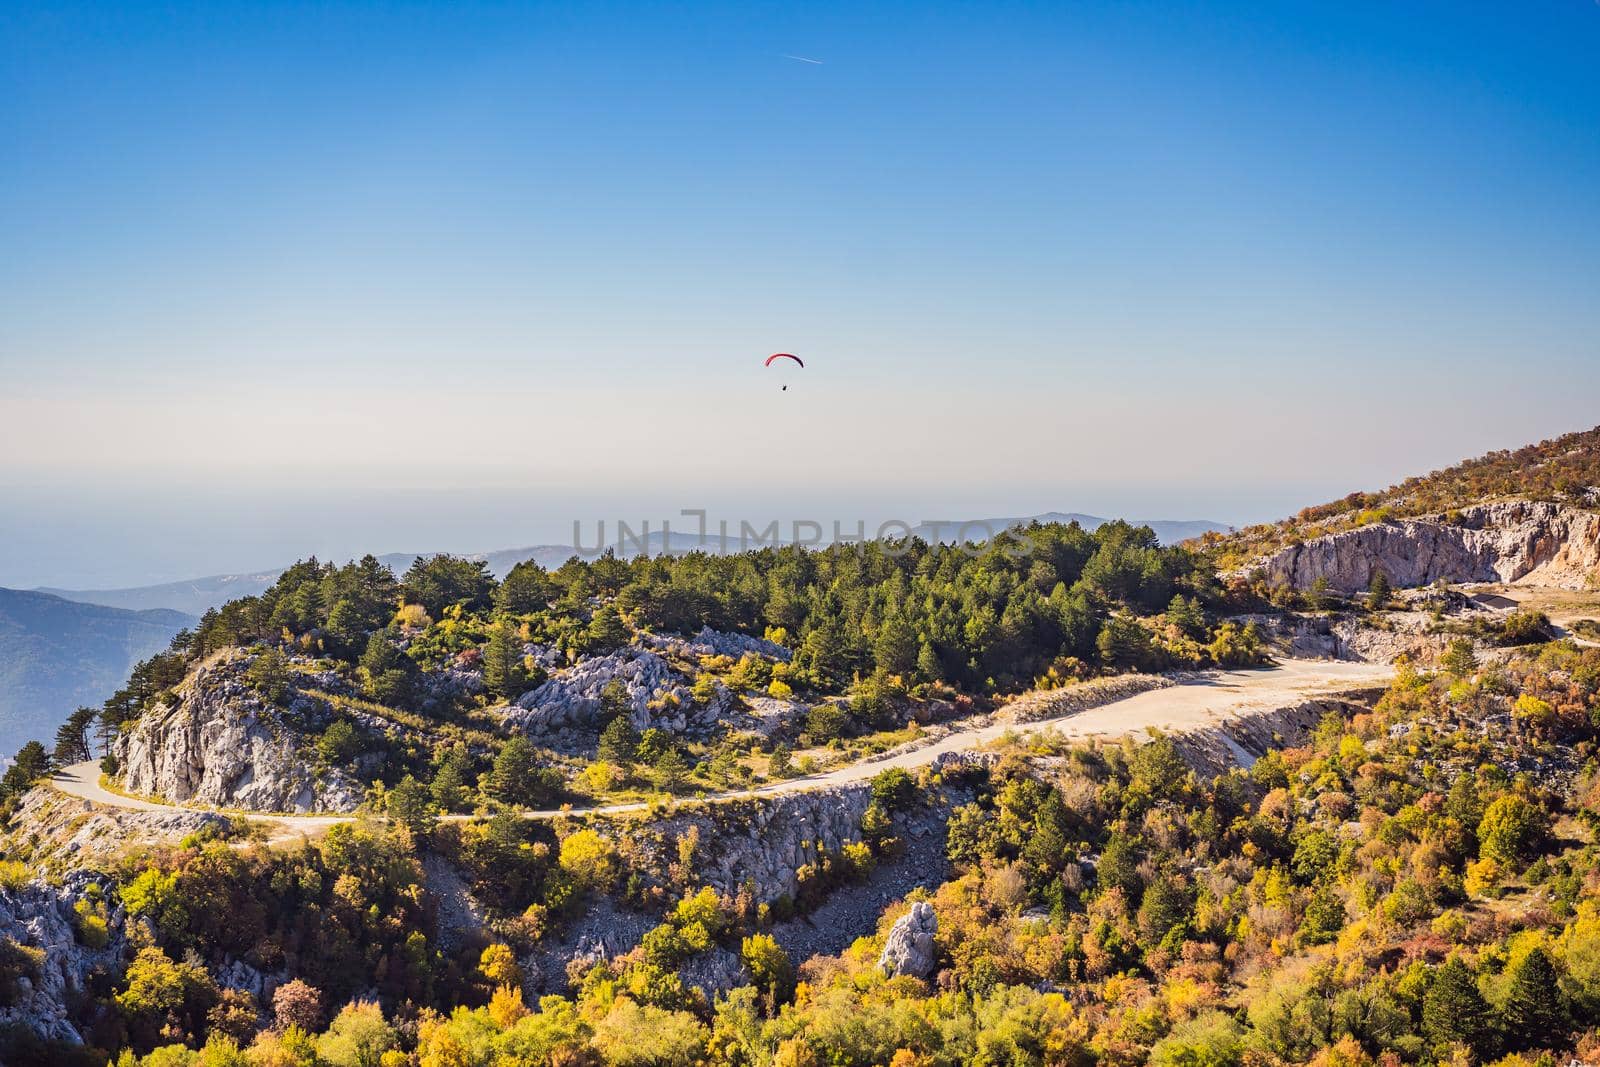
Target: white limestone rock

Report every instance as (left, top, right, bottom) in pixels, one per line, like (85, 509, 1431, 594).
(1250, 500, 1600, 595)
(114, 652, 363, 813)
(878, 901, 938, 979)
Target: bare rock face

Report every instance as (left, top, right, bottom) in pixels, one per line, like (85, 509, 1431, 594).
(640, 627, 793, 663)
(878, 901, 938, 979)
(115, 654, 363, 813)
(502, 647, 733, 736)
(0, 873, 124, 1044)
(1253, 501, 1600, 594)
(583, 785, 878, 903)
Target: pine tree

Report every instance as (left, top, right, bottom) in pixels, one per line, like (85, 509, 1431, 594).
(53, 706, 97, 764)
(497, 561, 553, 615)
(483, 625, 527, 700)
(586, 604, 628, 650)
(873, 613, 918, 676)
(653, 747, 688, 793)
(1500, 946, 1565, 1049)
(916, 639, 944, 683)
(1023, 790, 1071, 878)
(768, 743, 794, 779)
(598, 715, 640, 768)
(431, 744, 473, 812)
(359, 632, 417, 706)
(487, 736, 538, 806)
(246, 647, 291, 705)
(1441, 638, 1478, 680)
(386, 774, 437, 835)
(0, 741, 52, 799)
(1367, 570, 1392, 610)
(1136, 872, 1191, 945)
(1422, 957, 1492, 1054)
(1166, 595, 1206, 639)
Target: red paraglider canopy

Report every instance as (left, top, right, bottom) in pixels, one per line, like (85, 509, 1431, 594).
(765, 352, 804, 368)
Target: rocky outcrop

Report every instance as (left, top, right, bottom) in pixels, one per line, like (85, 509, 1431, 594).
(1252, 501, 1600, 594)
(1, 788, 232, 874)
(585, 785, 877, 903)
(114, 653, 363, 813)
(641, 627, 792, 663)
(0, 873, 125, 1044)
(501, 647, 734, 737)
(1252, 611, 1460, 665)
(878, 901, 937, 979)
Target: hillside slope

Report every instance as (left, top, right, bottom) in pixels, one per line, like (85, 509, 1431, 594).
(0, 589, 194, 756)
(1217, 426, 1600, 592)
(1214, 424, 1600, 570)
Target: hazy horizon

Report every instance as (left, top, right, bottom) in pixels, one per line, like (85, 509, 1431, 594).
(1, 413, 1588, 589)
(4, 2, 1599, 587)
(7, 483, 1251, 590)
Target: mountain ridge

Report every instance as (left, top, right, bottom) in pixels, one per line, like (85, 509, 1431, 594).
(0, 588, 196, 757)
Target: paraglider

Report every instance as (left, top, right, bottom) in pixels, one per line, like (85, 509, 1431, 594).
(766, 352, 802, 391)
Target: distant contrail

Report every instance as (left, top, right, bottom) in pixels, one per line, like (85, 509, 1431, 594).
(783, 54, 824, 64)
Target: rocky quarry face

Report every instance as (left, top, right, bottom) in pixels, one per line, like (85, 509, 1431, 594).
(878, 901, 938, 979)
(1252, 500, 1600, 594)
(115, 654, 363, 813)
(1174, 696, 1378, 778)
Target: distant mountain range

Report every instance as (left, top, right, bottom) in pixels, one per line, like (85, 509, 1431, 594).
(0, 588, 195, 758)
(36, 512, 1230, 617)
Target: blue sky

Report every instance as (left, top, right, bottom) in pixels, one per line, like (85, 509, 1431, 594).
(2, 1, 1599, 586)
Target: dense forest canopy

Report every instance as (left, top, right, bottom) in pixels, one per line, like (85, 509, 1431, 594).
(53, 520, 1256, 763)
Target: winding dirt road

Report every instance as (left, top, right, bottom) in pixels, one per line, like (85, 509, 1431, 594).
(51, 658, 1390, 830)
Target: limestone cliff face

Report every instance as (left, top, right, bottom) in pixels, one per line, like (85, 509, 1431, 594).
(1253, 501, 1600, 594)
(114, 653, 362, 813)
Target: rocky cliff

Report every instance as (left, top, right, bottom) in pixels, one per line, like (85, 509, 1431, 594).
(0, 872, 125, 1044)
(114, 652, 363, 813)
(1250, 500, 1600, 594)
(584, 785, 879, 903)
